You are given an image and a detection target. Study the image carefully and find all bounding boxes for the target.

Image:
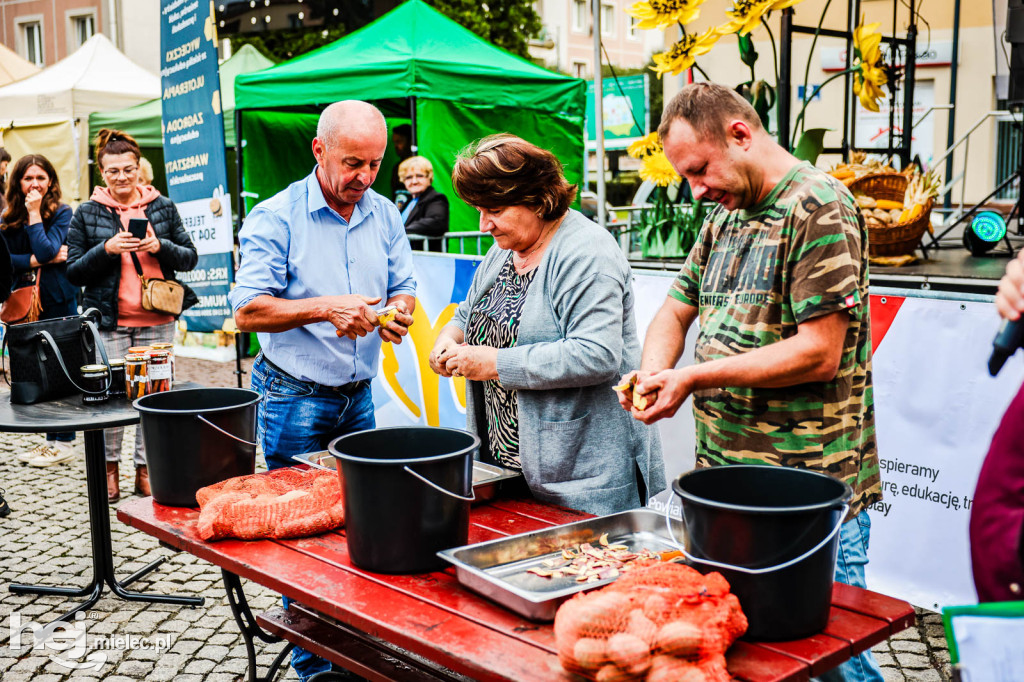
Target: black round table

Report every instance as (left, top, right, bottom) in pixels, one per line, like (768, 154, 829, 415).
(0, 384, 205, 623)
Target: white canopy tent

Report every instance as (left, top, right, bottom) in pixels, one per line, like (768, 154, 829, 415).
(0, 42, 39, 87)
(0, 33, 159, 202)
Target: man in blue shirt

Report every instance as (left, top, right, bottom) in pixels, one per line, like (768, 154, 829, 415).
(229, 100, 416, 681)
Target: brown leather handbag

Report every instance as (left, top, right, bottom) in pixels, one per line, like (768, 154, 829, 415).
(130, 252, 185, 315)
(0, 270, 42, 324)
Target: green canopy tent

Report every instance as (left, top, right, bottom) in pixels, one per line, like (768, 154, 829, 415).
(88, 44, 274, 194)
(233, 0, 585, 247)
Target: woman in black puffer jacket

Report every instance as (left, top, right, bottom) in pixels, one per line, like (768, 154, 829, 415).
(67, 129, 198, 502)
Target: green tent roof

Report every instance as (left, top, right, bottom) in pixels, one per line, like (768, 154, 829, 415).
(234, 0, 582, 115)
(88, 44, 274, 148)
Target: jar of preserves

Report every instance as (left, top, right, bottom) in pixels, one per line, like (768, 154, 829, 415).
(147, 350, 172, 394)
(80, 364, 110, 404)
(150, 342, 175, 386)
(108, 359, 127, 399)
(125, 353, 149, 400)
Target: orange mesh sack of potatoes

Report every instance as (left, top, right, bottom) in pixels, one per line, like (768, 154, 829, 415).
(196, 468, 345, 541)
(554, 563, 747, 681)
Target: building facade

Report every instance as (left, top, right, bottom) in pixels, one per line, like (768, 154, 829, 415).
(529, 0, 663, 77)
(0, 0, 159, 73)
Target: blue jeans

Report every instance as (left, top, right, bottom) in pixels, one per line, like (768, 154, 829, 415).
(250, 354, 375, 681)
(816, 512, 884, 682)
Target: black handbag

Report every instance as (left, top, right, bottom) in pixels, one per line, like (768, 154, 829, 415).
(2, 308, 111, 405)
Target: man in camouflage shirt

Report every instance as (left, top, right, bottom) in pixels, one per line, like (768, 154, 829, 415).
(621, 84, 883, 682)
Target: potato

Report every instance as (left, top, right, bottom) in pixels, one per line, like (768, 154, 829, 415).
(855, 194, 877, 209)
(572, 637, 608, 671)
(625, 608, 658, 645)
(646, 654, 704, 682)
(555, 592, 632, 643)
(889, 208, 903, 223)
(605, 633, 651, 676)
(654, 620, 703, 657)
(594, 664, 632, 682)
(872, 208, 891, 223)
(642, 593, 670, 623)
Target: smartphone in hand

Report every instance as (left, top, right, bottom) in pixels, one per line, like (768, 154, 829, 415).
(127, 218, 149, 240)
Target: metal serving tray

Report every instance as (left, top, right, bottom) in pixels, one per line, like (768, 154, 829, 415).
(290, 451, 523, 503)
(437, 508, 686, 621)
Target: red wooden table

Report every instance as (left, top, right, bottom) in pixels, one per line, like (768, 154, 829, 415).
(117, 496, 915, 682)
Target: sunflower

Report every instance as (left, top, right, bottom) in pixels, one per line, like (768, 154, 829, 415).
(628, 132, 662, 159)
(639, 150, 682, 187)
(626, 0, 704, 31)
(721, 0, 804, 35)
(852, 15, 887, 112)
(651, 27, 721, 77)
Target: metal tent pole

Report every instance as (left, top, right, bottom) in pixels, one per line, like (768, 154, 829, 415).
(593, 0, 605, 230)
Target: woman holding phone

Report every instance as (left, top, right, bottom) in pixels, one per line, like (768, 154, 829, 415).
(2, 154, 79, 466)
(67, 129, 198, 502)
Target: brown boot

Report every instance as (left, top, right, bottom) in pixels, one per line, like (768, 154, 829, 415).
(106, 462, 120, 503)
(134, 465, 151, 497)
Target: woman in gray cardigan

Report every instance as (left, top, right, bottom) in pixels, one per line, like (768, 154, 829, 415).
(428, 135, 664, 515)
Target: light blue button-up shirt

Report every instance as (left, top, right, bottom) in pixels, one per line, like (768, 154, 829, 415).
(229, 168, 416, 386)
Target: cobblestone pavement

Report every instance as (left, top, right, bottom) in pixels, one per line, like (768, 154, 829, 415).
(0, 356, 953, 681)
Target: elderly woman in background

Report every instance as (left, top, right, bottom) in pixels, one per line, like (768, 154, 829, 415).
(67, 129, 198, 502)
(428, 134, 664, 515)
(2, 154, 79, 466)
(398, 155, 449, 251)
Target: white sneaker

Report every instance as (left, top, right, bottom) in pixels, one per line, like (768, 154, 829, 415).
(52, 440, 77, 458)
(17, 443, 49, 463)
(28, 445, 76, 467)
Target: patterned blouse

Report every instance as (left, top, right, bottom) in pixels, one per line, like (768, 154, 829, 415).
(465, 253, 536, 469)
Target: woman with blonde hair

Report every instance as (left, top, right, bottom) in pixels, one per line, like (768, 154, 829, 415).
(397, 155, 449, 251)
(66, 129, 198, 501)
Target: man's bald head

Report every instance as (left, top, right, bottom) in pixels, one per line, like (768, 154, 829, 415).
(316, 100, 387, 150)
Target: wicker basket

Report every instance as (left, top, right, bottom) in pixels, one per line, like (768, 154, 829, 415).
(847, 173, 933, 258)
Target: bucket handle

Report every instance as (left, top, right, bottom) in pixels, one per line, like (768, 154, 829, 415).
(196, 415, 258, 447)
(663, 501, 849, 575)
(402, 466, 476, 502)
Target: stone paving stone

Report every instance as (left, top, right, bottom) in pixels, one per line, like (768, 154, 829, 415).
(182, 658, 216, 674)
(893, 639, 928, 654)
(904, 670, 944, 682)
(195, 644, 231, 661)
(897, 652, 934, 669)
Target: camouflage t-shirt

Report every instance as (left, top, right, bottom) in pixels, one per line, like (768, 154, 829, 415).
(670, 162, 881, 518)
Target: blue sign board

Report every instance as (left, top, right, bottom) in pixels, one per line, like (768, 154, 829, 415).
(160, 0, 233, 332)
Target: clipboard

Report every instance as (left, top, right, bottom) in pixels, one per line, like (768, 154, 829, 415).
(942, 601, 1024, 681)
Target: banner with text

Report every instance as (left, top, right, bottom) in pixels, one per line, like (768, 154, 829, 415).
(376, 255, 1024, 608)
(160, 0, 233, 332)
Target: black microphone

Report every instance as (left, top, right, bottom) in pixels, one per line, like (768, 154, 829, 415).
(989, 317, 1024, 376)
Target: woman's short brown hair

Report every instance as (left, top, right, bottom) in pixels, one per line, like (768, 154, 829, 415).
(94, 128, 141, 168)
(451, 134, 577, 220)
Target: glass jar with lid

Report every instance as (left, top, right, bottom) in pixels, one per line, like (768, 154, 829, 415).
(80, 364, 110, 404)
(108, 359, 127, 399)
(125, 353, 149, 400)
(146, 351, 172, 394)
(150, 342, 175, 386)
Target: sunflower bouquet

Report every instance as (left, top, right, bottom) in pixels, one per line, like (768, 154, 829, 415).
(627, 133, 706, 259)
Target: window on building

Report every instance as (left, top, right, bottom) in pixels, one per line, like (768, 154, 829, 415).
(572, 0, 587, 32)
(288, 13, 303, 29)
(20, 21, 44, 66)
(628, 15, 639, 40)
(600, 3, 614, 36)
(70, 13, 96, 49)
(573, 60, 588, 78)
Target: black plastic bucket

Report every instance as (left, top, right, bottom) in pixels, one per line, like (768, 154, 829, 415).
(134, 388, 260, 507)
(329, 427, 479, 574)
(670, 465, 852, 641)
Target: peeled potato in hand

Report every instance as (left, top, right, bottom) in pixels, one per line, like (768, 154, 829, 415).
(633, 389, 657, 411)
